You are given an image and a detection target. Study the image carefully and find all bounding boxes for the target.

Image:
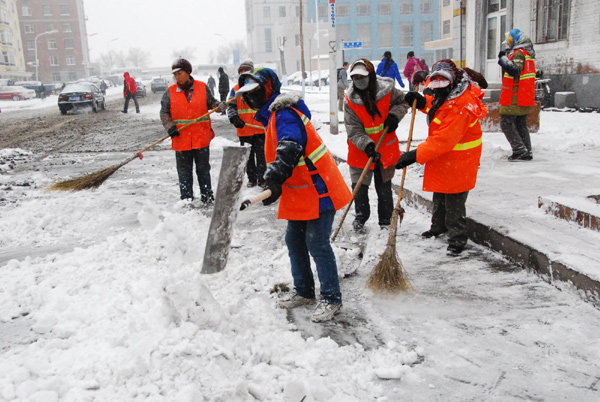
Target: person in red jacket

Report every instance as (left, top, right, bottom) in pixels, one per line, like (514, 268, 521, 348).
(159, 58, 225, 204)
(121, 72, 139, 113)
(397, 59, 487, 256)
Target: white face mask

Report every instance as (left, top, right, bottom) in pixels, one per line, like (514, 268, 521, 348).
(353, 76, 369, 90)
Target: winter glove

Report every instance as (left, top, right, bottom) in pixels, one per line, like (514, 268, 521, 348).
(498, 50, 506, 59)
(262, 180, 283, 206)
(168, 126, 180, 138)
(404, 91, 427, 110)
(218, 102, 227, 113)
(384, 114, 399, 133)
(229, 115, 246, 129)
(395, 149, 417, 169)
(364, 142, 381, 164)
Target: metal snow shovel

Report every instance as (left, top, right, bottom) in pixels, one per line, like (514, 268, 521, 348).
(201, 145, 251, 274)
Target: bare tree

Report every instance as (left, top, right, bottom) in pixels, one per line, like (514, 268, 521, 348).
(210, 40, 248, 65)
(97, 51, 116, 73)
(127, 47, 151, 68)
(171, 47, 196, 63)
(113, 51, 128, 68)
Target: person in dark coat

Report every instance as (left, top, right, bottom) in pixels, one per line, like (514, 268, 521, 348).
(218, 67, 229, 114)
(207, 75, 216, 95)
(100, 80, 108, 95)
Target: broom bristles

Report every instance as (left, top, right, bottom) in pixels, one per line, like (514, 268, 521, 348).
(47, 163, 123, 191)
(366, 243, 413, 293)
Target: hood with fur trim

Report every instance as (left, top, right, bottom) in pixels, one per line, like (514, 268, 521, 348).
(346, 76, 396, 106)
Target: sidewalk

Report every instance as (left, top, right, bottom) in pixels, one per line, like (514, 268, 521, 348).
(323, 108, 600, 308)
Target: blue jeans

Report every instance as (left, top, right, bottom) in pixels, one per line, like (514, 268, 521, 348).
(285, 211, 342, 304)
(175, 147, 212, 200)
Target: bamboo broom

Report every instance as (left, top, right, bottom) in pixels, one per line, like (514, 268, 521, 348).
(48, 96, 239, 191)
(366, 100, 418, 293)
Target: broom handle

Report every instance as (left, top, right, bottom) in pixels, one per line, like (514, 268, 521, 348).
(131, 96, 241, 161)
(245, 123, 266, 131)
(240, 189, 272, 210)
(388, 99, 417, 244)
(331, 127, 389, 242)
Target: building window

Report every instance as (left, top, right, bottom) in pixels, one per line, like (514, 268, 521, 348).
(443, 0, 451, 6)
(59, 4, 70, 15)
(279, 6, 285, 18)
(536, 0, 570, 43)
(46, 23, 54, 32)
(66, 55, 75, 65)
(265, 28, 272, 52)
(295, 34, 300, 46)
(421, 21, 433, 45)
(318, 4, 327, 20)
(52, 72, 61, 82)
(421, 0, 433, 14)
(399, 1, 413, 15)
(50, 55, 59, 66)
(356, 23, 371, 48)
(378, 23, 393, 48)
(68, 72, 76, 80)
(0, 9, 8, 24)
(356, 3, 370, 17)
(488, 0, 507, 13)
(27, 40, 35, 50)
(443, 20, 451, 36)
(263, 6, 270, 19)
(337, 4, 349, 17)
(62, 23, 71, 32)
(24, 24, 34, 33)
(64, 38, 74, 49)
(487, 16, 497, 59)
(42, 5, 52, 16)
(295, 5, 300, 17)
(22, 6, 32, 16)
(399, 22, 413, 46)
(48, 39, 57, 50)
(378, 2, 392, 16)
(337, 24, 350, 44)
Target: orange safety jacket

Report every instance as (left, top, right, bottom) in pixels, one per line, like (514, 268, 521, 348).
(265, 107, 352, 221)
(499, 49, 536, 107)
(345, 91, 401, 170)
(169, 81, 214, 151)
(417, 83, 486, 194)
(233, 84, 264, 137)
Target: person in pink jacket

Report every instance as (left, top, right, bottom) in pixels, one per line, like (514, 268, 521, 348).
(403, 51, 427, 91)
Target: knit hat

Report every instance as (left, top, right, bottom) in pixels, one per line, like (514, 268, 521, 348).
(428, 59, 461, 88)
(238, 59, 254, 74)
(171, 58, 192, 74)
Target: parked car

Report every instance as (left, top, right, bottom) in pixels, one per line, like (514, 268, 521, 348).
(150, 77, 168, 93)
(0, 86, 36, 101)
(135, 80, 147, 97)
(58, 82, 106, 114)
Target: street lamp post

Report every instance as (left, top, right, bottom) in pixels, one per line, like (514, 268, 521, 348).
(34, 30, 58, 82)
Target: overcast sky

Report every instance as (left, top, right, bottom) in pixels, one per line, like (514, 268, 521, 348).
(83, 0, 247, 68)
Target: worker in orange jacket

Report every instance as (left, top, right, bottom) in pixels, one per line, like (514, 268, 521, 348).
(397, 60, 487, 256)
(227, 60, 267, 188)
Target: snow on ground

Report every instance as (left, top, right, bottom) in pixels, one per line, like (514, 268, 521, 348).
(1, 89, 600, 401)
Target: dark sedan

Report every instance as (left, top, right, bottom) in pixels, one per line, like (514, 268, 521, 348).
(135, 80, 147, 98)
(58, 83, 106, 114)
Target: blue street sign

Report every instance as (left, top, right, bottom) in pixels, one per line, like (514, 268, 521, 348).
(343, 42, 362, 49)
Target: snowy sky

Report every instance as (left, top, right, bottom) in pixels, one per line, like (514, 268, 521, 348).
(83, 0, 247, 68)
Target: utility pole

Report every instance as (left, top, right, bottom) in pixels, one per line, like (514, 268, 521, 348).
(34, 30, 58, 82)
(328, 1, 338, 134)
(315, 0, 321, 90)
(299, 0, 306, 97)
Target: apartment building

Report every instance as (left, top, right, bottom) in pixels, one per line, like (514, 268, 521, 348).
(0, 0, 28, 81)
(246, 0, 440, 76)
(17, 0, 91, 84)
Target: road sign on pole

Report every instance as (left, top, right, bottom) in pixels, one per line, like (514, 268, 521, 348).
(343, 41, 362, 49)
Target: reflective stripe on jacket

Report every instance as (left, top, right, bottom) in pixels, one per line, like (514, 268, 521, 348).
(169, 81, 213, 151)
(345, 91, 401, 170)
(418, 83, 486, 193)
(265, 107, 352, 221)
(499, 49, 536, 107)
(233, 83, 264, 137)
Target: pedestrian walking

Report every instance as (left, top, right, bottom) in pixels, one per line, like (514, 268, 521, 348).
(38, 83, 47, 100)
(121, 72, 140, 113)
(100, 80, 108, 95)
(159, 58, 226, 204)
(227, 59, 267, 188)
(207, 75, 216, 96)
(498, 29, 536, 161)
(375, 51, 405, 88)
(218, 67, 229, 114)
(403, 51, 427, 91)
(337, 61, 349, 111)
(397, 59, 487, 256)
(236, 67, 352, 322)
(344, 58, 408, 231)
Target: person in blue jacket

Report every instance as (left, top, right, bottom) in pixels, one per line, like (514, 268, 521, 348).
(376, 51, 405, 88)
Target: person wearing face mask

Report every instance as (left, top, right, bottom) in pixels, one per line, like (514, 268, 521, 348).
(344, 58, 408, 232)
(236, 68, 352, 323)
(397, 59, 487, 256)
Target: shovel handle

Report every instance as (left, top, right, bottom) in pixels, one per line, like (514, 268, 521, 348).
(240, 189, 272, 211)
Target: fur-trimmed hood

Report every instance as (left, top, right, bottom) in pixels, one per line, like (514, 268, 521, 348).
(269, 91, 303, 112)
(346, 76, 396, 106)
